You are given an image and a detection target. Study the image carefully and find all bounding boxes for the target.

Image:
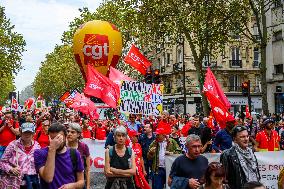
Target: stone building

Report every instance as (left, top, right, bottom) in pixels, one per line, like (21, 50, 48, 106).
(266, 2, 284, 113)
(150, 27, 262, 115)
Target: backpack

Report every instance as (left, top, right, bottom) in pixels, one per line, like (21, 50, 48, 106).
(69, 148, 78, 179)
(109, 146, 132, 157)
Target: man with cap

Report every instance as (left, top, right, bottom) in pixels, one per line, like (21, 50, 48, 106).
(255, 118, 280, 151)
(0, 110, 20, 158)
(221, 125, 260, 189)
(0, 122, 41, 188)
(147, 126, 181, 189)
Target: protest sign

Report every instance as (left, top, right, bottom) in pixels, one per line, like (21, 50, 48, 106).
(119, 81, 163, 116)
(165, 151, 284, 189)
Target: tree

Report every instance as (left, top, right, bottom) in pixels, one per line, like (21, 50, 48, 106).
(230, 0, 274, 115)
(0, 6, 25, 105)
(110, 0, 250, 114)
(33, 45, 84, 101)
(19, 85, 34, 104)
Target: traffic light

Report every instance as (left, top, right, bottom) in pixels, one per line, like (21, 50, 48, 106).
(241, 81, 249, 96)
(144, 70, 153, 84)
(153, 69, 161, 84)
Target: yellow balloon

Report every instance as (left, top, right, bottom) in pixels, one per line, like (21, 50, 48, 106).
(73, 20, 122, 80)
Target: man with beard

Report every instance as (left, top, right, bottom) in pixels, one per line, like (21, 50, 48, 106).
(34, 122, 84, 189)
(255, 118, 280, 151)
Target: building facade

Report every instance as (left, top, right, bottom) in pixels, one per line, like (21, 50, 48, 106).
(150, 28, 262, 115)
(266, 2, 284, 114)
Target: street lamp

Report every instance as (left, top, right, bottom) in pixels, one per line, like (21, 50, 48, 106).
(178, 36, 186, 115)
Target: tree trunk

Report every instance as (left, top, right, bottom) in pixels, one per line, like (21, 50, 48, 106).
(260, 3, 269, 115)
(195, 60, 210, 116)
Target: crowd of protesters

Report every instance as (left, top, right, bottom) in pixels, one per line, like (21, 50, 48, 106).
(1, 107, 284, 188)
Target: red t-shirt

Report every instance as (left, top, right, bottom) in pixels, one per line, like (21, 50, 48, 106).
(34, 130, 49, 148)
(95, 127, 106, 140)
(0, 120, 19, 146)
(82, 129, 92, 139)
(256, 130, 280, 151)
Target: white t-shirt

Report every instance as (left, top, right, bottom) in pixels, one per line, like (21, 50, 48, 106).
(158, 141, 167, 168)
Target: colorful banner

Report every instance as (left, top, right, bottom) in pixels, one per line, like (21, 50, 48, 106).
(119, 81, 163, 116)
(165, 151, 284, 189)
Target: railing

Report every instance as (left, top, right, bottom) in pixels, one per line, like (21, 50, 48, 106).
(173, 63, 183, 72)
(228, 86, 242, 92)
(229, 60, 242, 68)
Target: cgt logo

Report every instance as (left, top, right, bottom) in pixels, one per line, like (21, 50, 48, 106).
(93, 157, 104, 168)
(83, 34, 109, 66)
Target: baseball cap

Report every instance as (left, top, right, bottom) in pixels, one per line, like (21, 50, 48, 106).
(21, 122, 35, 133)
(263, 118, 275, 126)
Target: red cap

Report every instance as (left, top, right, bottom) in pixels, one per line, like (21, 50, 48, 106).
(156, 127, 171, 135)
(128, 129, 139, 137)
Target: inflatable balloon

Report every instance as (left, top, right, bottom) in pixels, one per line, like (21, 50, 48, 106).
(73, 20, 123, 81)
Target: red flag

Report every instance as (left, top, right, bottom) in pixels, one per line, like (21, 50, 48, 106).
(245, 105, 251, 118)
(71, 93, 99, 119)
(24, 98, 35, 109)
(207, 111, 214, 129)
(59, 90, 78, 107)
(124, 44, 152, 75)
(109, 66, 134, 86)
(205, 91, 234, 129)
(11, 97, 18, 110)
(84, 64, 119, 108)
(203, 68, 231, 109)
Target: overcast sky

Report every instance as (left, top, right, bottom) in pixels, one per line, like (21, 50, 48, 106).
(1, 0, 102, 92)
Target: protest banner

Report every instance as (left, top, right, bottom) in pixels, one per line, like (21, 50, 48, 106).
(82, 139, 106, 172)
(165, 151, 284, 189)
(119, 81, 163, 116)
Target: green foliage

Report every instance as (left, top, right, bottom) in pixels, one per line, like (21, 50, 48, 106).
(33, 45, 84, 101)
(0, 6, 25, 105)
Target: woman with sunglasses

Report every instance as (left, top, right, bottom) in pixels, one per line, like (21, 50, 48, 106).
(199, 162, 230, 189)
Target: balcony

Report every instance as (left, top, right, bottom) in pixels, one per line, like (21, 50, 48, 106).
(229, 60, 242, 68)
(173, 63, 183, 73)
(272, 73, 284, 81)
(202, 61, 217, 68)
(253, 35, 261, 41)
(228, 86, 242, 92)
(160, 66, 165, 73)
(253, 61, 260, 68)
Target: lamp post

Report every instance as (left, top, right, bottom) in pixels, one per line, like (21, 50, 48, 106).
(181, 37, 186, 115)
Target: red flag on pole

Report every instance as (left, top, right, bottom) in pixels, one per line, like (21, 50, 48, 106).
(124, 44, 152, 75)
(109, 66, 134, 86)
(203, 68, 231, 109)
(84, 64, 119, 108)
(205, 91, 234, 129)
(245, 105, 251, 118)
(24, 98, 35, 109)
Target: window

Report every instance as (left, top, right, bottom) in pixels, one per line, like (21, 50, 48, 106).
(166, 53, 171, 65)
(273, 31, 282, 41)
(228, 75, 240, 91)
(177, 49, 183, 64)
(253, 48, 260, 67)
(274, 64, 283, 74)
(203, 54, 210, 67)
(253, 23, 260, 40)
(275, 0, 282, 8)
(230, 47, 242, 67)
(161, 54, 165, 67)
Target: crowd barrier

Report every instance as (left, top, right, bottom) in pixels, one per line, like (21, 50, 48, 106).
(82, 139, 284, 189)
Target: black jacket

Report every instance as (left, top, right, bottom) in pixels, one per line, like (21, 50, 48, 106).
(220, 146, 261, 189)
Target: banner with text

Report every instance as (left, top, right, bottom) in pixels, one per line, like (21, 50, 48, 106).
(119, 81, 163, 116)
(165, 152, 284, 189)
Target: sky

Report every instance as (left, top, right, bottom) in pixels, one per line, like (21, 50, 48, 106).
(1, 0, 103, 92)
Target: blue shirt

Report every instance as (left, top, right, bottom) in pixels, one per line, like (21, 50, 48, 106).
(212, 129, 232, 152)
(105, 131, 115, 149)
(138, 133, 156, 160)
(127, 121, 141, 132)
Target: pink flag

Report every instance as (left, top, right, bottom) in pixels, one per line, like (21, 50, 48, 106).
(203, 67, 231, 109)
(84, 64, 119, 108)
(71, 93, 99, 119)
(109, 66, 134, 85)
